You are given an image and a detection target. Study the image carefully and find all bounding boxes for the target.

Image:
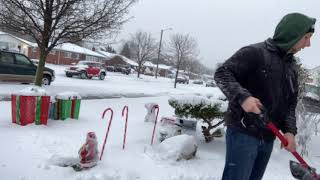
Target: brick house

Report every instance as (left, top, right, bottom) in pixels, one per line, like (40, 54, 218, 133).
(28, 43, 105, 65)
(0, 31, 106, 65)
(107, 55, 138, 69)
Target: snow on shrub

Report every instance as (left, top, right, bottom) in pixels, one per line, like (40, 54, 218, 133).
(168, 94, 227, 142)
(154, 134, 197, 161)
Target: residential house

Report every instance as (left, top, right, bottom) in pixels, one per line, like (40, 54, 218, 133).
(0, 31, 37, 56)
(29, 43, 106, 65)
(143, 61, 156, 75)
(0, 31, 105, 65)
(97, 50, 116, 61)
(156, 64, 173, 77)
(107, 55, 138, 69)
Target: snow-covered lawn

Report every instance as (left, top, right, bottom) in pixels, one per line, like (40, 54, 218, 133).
(0, 64, 319, 180)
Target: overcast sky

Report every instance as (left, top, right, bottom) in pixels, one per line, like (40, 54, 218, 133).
(116, 0, 320, 69)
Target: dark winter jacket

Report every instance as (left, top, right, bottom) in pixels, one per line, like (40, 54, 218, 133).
(214, 39, 297, 141)
(214, 13, 316, 141)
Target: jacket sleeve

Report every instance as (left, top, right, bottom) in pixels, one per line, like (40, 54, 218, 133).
(214, 46, 260, 105)
(281, 67, 298, 135)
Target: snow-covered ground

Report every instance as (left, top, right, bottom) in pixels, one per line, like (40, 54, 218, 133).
(0, 65, 319, 180)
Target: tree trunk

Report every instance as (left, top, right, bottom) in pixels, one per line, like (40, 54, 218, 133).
(201, 119, 225, 143)
(201, 126, 213, 142)
(174, 67, 179, 88)
(137, 64, 141, 78)
(34, 50, 48, 86)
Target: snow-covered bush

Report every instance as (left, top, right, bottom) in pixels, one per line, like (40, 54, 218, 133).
(158, 117, 182, 142)
(168, 94, 227, 142)
(295, 58, 320, 156)
(296, 102, 319, 156)
(155, 134, 197, 161)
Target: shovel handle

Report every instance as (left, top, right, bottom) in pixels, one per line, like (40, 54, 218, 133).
(266, 122, 310, 168)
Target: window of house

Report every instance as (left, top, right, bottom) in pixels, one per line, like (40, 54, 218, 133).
(86, 55, 98, 61)
(32, 47, 37, 53)
(72, 53, 79, 59)
(49, 50, 56, 55)
(64, 52, 72, 58)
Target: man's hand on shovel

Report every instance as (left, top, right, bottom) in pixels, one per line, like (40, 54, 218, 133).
(281, 132, 297, 152)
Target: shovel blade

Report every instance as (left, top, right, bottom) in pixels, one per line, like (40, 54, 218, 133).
(290, 161, 319, 180)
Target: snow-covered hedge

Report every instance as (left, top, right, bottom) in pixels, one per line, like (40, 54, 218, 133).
(168, 94, 227, 142)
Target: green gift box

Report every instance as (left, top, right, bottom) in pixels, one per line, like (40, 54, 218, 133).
(54, 92, 81, 120)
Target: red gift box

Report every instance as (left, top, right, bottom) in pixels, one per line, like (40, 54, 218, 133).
(11, 95, 50, 126)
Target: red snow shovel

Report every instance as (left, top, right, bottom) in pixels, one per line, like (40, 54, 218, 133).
(258, 109, 320, 180)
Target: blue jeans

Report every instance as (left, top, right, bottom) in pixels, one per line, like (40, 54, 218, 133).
(222, 127, 274, 180)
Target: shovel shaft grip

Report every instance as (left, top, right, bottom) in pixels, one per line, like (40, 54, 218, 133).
(266, 122, 309, 168)
(266, 122, 288, 146)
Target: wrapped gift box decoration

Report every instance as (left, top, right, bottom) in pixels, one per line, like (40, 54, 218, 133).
(54, 92, 81, 120)
(11, 87, 50, 126)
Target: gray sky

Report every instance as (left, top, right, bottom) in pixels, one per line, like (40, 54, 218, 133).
(117, 0, 320, 69)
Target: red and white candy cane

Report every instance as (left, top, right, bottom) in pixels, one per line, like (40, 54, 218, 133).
(122, 105, 129, 150)
(99, 108, 114, 160)
(150, 105, 160, 145)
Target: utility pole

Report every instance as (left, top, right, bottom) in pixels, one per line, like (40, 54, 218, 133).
(155, 28, 172, 79)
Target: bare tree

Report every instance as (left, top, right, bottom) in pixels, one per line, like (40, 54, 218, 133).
(129, 31, 156, 78)
(120, 42, 132, 59)
(0, 0, 136, 86)
(167, 33, 198, 88)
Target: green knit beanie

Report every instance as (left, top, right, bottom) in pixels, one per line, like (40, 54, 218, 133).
(272, 13, 316, 53)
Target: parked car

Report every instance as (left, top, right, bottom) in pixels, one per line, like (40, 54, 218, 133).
(176, 75, 189, 84)
(114, 65, 131, 75)
(193, 79, 204, 85)
(105, 65, 115, 72)
(0, 49, 55, 85)
(206, 81, 216, 87)
(30, 59, 39, 65)
(65, 61, 106, 80)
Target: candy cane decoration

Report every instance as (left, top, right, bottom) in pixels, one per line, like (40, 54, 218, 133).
(122, 105, 129, 150)
(99, 108, 114, 160)
(150, 104, 160, 145)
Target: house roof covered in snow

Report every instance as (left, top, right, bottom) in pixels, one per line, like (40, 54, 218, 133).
(158, 64, 172, 70)
(97, 50, 116, 60)
(0, 31, 104, 58)
(144, 62, 172, 70)
(144, 61, 156, 68)
(0, 31, 37, 47)
(120, 55, 138, 66)
(54, 43, 105, 58)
